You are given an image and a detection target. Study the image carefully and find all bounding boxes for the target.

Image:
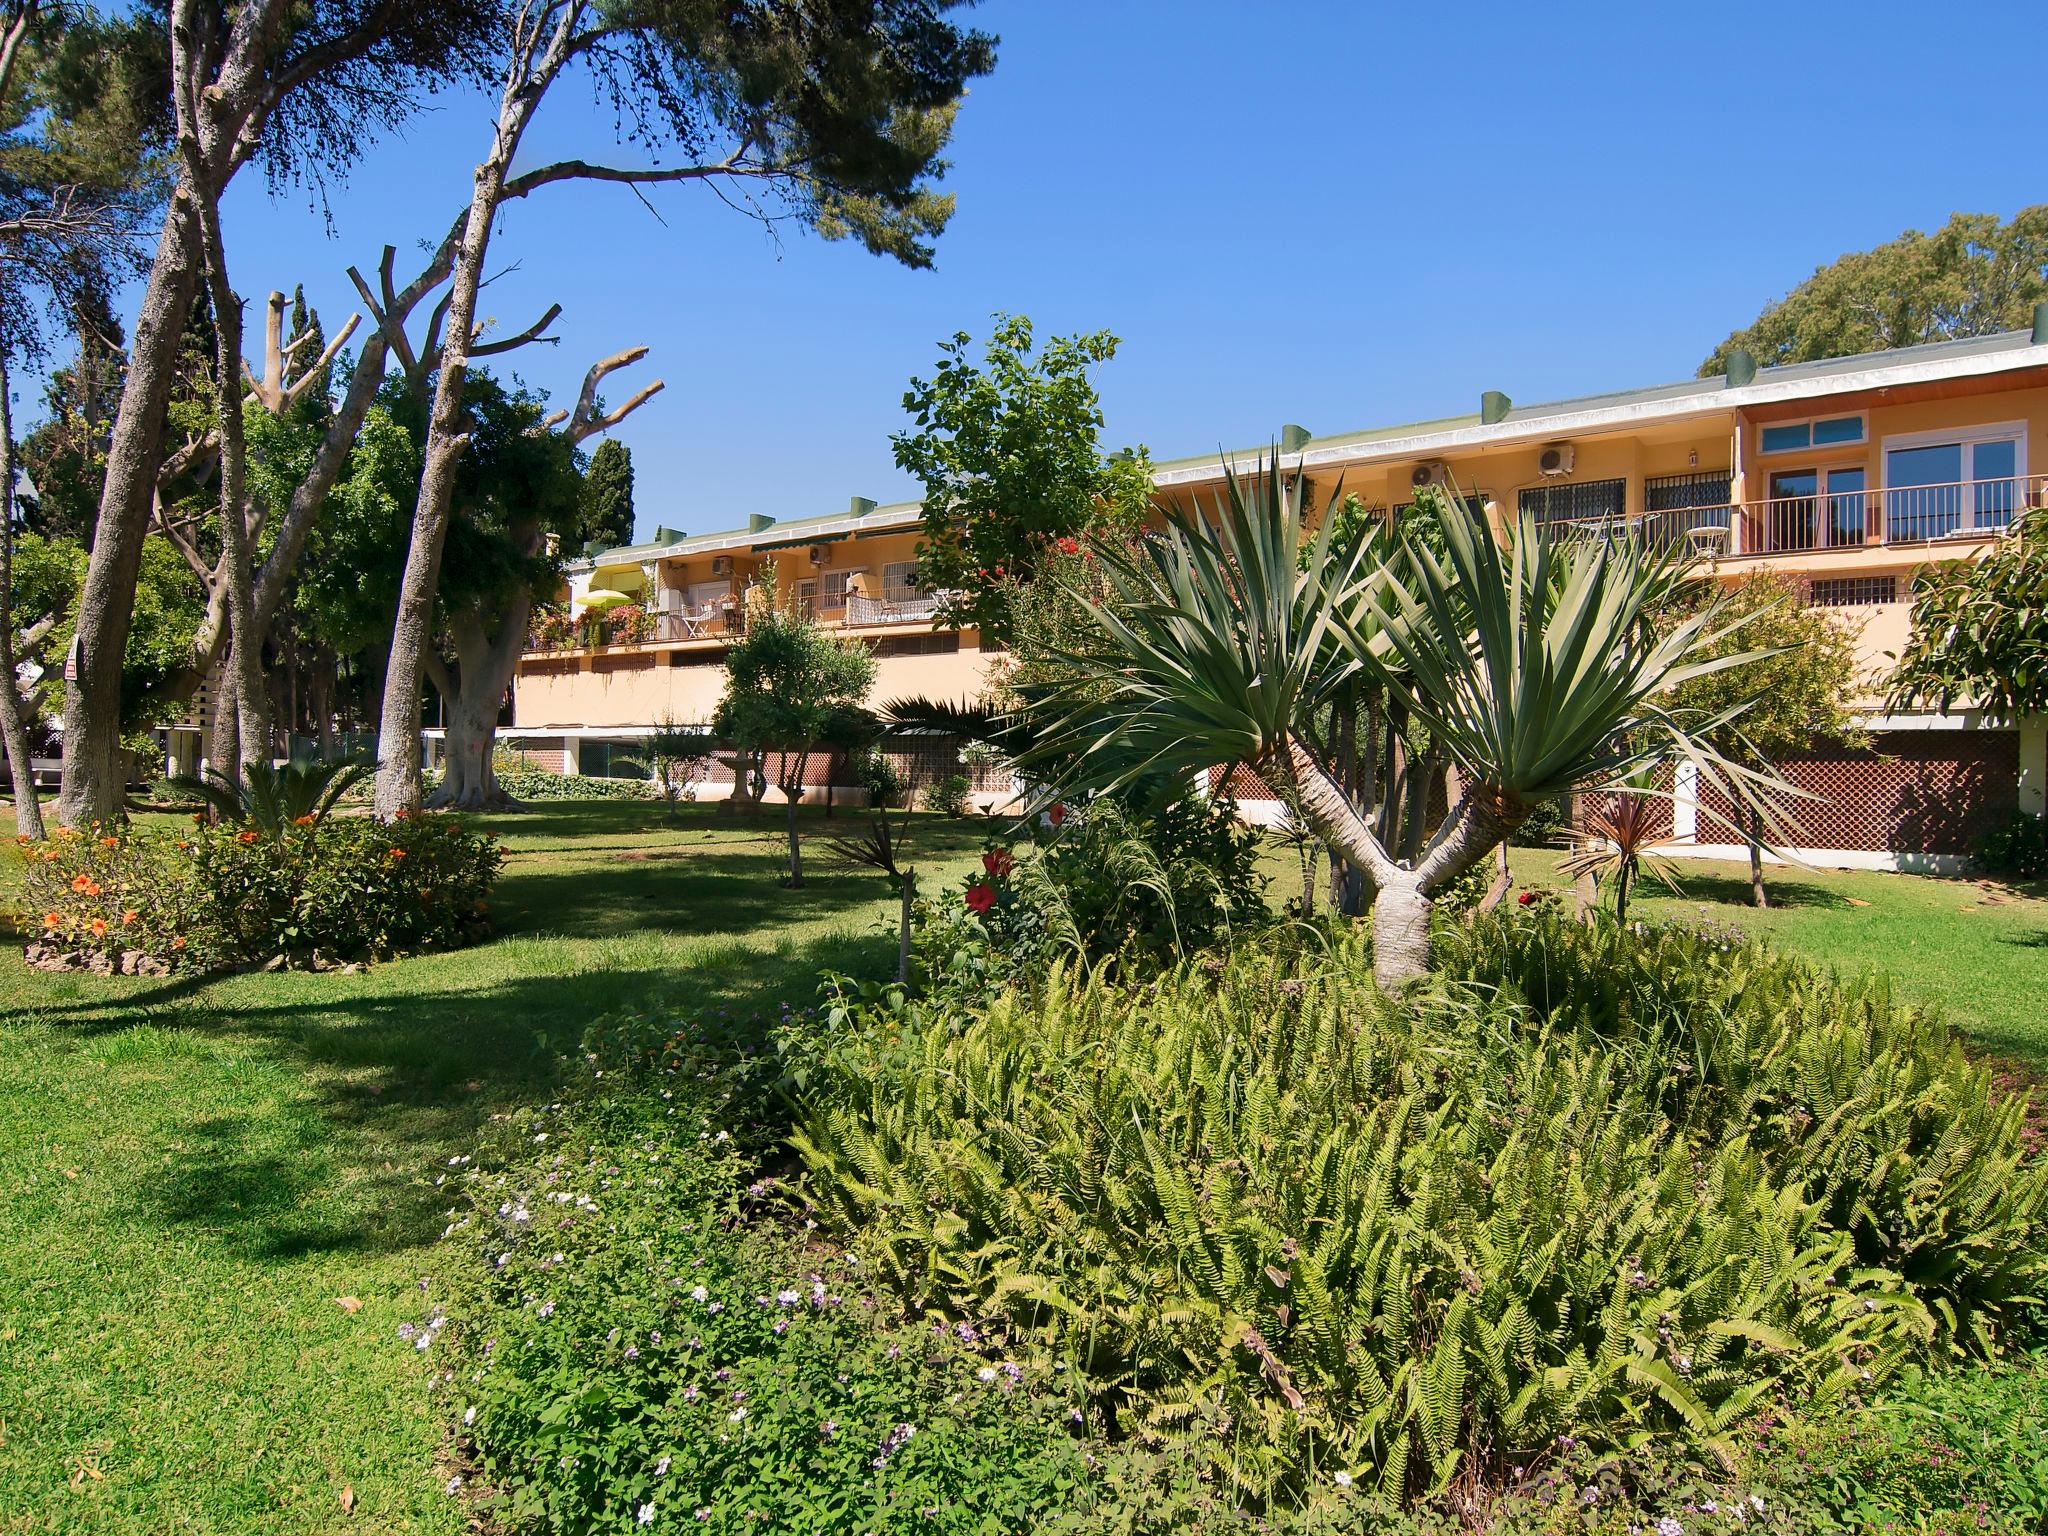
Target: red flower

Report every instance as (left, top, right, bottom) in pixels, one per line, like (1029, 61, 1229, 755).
(981, 847, 1014, 878)
(1047, 802, 1067, 827)
(1516, 890, 1537, 906)
(237, 829, 260, 845)
(964, 882, 997, 914)
(1055, 536, 1080, 556)
(171, 935, 187, 951)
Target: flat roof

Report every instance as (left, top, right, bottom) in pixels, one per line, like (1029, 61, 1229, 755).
(572, 328, 2048, 568)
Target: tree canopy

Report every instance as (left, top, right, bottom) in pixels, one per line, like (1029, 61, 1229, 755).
(895, 314, 1152, 643)
(1889, 513, 2048, 724)
(1700, 207, 2048, 375)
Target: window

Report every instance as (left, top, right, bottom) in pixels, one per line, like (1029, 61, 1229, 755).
(871, 632, 959, 658)
(1763, 467, 1868, 551)
(1644, 470, 1733, 511)
(1759, 415, 1865, 454)
(1518, 478, 1626, 527)
(1807, 576, 1898, 607)
(1882, 423, 2025, 540)
(881, 559, 921, 600)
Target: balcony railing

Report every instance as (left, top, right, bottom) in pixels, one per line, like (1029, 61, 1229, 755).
(526, 588, 961, 655)
(1742, 474, 2046, 554)
(1533, 475, 2046, 558)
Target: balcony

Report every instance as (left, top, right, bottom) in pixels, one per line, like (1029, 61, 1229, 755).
(1534, 474, 2045, 559)
(524, 588, 958, 656)
(1739, 473, 2046, 554)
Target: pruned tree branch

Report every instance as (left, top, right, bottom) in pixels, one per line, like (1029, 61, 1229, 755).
(559, 344, 663, 445)
(471, 301, 561, 358)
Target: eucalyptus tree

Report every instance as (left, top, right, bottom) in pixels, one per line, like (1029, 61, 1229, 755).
(370, 0, 996, 817)
(1030, 468, 1782, 988)
(57, 0, 497, 824)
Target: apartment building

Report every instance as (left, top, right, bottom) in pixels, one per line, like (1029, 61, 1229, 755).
(506, 320, 2048, 868)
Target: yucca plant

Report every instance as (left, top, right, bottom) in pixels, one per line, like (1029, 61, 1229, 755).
(821, 810, 919, 982)
(173, 757, 371, 836)
(1027, 460, 1784, 986)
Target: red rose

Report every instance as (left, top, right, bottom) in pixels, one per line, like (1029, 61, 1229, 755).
(982, 848, 1014, 878)
(964, 882, 997, 914)
(1047, 802, 1067, 827)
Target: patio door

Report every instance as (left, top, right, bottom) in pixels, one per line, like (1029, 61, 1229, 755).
(1765, 467, 1866, 551)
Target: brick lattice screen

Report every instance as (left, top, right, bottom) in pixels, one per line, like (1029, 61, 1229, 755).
(1695, 730, 2018, 854)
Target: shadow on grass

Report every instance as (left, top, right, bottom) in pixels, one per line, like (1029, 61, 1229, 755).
(1662, 873, 1856, 911)
(1999, 929, 2048, 950)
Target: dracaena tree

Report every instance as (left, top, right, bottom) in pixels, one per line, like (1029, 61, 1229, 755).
(1028, 464, 1781, 988)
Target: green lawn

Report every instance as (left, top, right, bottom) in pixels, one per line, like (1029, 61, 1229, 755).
(2, 801, 2044, 1533)
(0, 802, 990, 1535)
(1504, 848, 2048, 1069)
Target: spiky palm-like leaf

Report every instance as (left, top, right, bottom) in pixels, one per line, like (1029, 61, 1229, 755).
(173, 758, 371, 835)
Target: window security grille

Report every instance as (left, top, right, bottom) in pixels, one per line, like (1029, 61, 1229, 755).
(1644, 470, 1734, 510)
(1518, 478, 1626, 524)
(1807, 576, 1899, 607)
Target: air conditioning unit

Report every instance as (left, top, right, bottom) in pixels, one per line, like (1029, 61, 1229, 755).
(1538, 442, 1576, 477)
(1410, 460, 1451, 491)
(710, 555, 732, 577)
(808, 544, 831, 567)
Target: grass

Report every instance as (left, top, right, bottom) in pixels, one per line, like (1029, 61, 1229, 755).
(1504, 847, 2048, 1069)
(1, 799, 2043, 1532)
(0, 801, 991, 1535)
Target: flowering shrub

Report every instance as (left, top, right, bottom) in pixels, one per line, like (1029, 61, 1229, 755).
(12, 811, 502, 970)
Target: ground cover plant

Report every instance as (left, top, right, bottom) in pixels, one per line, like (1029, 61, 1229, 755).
(791, 913, 2047, 1514)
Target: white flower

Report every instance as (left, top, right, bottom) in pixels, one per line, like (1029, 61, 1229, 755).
(690, 1285, 708, 1302)
(463, 1406, 477, 1426)
(638, 1503, 655, 1525)
(445, 1475, 464, 1495)
(655, 1456, 671, 1476)
(728, 1406, 747, 1421)
(1332, 1471, 1353, 1487)
(976, 1366, 998, 1383)
(775, 1289, 799, 1306)
(1658, 1519, 1684, 1536)
(1751, 1496, 1766, 1512)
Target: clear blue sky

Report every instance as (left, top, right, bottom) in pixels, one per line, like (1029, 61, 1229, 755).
(131, 0, 2048, 539)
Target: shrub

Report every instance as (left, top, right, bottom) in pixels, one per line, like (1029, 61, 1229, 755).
(494, 770, 657, 802)
(921, 772, 971, 817)
(792, 919, 2045, 1510)
(13, 811, 502, 969)
(852, 747, 903, 809)
(439, 1005, 1093, 1535)
(1978, 809, 2048, 880)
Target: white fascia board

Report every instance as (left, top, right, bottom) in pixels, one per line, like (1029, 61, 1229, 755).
(1153, 342, 2048, 489)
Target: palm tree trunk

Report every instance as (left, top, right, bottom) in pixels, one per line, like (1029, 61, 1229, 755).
(1370, 881, 1433, 988)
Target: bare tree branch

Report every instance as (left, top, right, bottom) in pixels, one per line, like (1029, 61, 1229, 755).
(470, 301, 561, 357)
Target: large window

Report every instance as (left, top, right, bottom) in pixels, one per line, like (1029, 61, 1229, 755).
(1764, 466, 1868, 551)
(881, 559, 921, 600)
(1518, 477, 1626, 528)
(1883, 424, 2024, 541)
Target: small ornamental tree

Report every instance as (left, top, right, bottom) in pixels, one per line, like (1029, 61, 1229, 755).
(894, 314, 1152, 644)
(1665, 571, 1865, 907)
(712, 586, 877, 887)
(1890, 512, 2048, 724)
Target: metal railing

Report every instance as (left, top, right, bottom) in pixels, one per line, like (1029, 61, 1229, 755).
(1534, 503, 1735, 553)
(1741, 474, 2046, 554)
(844, 586, 950, 626)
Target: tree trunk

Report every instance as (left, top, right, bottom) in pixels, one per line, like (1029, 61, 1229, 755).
(1747, 801, 1769, 909)
(424, 606, 529, 812)
(372, 15, 578, 819)
(0, 354, 45, 838)
(897, 871, 915, 983)
(1370, 881, 1433, 989)
(57, 190, 202, 825)
(784, 794, 804, 887)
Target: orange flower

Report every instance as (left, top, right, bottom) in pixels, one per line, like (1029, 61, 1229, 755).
(387, 847, 408, 860)
(292, 813, 317, 827)
(121, 910, 138, 926)
(176, 840, 190, 852)
(42, 912, 61, 928)
(70, 873, 100, 895)
(100, 836, 120, 849)
(171, 935, 187, 951)
(57, 826, 77, 839)
(14, 834, 30, 846)
(89, 917, 108, 937)
(41, 850, 58, 862)
(237, 829, 260, 845)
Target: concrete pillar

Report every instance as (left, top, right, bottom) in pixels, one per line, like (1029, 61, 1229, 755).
(1671, 758, 1699, 841)
(2020, 718, 2047, 817)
